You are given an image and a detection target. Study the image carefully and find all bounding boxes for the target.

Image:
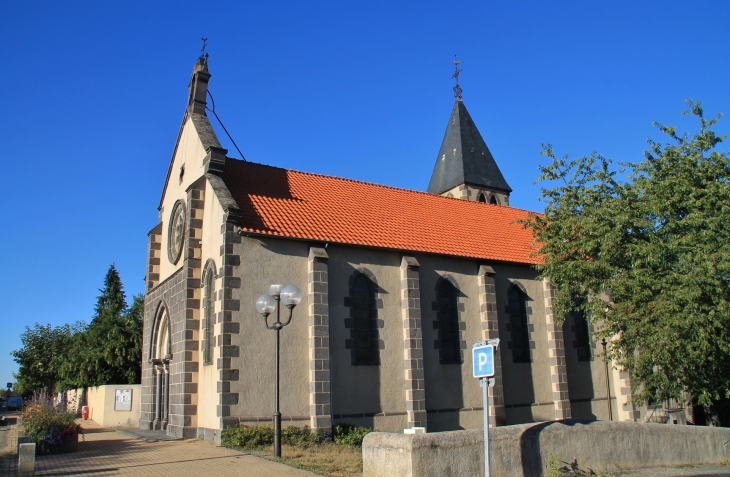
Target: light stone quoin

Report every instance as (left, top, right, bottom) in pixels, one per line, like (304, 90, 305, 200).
(543, 278, 571, 420)
(477, 264, 506, 426)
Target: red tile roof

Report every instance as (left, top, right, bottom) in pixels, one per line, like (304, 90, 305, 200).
(223, 159, 541, 265)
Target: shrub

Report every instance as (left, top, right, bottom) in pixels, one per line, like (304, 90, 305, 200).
(281, 425, 321, 446)
(333, 423, 373, 447)
(221, 424, 274, 448)
(221, 422, 370, 449)
(21, 393, 82, 453)
(221, 424, 322, 449)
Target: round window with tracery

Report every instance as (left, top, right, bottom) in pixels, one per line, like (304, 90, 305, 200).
(167, 201, 186, 264)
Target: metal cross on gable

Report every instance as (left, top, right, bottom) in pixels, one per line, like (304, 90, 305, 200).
(201, 38, 208, 55)
(451, 55, 463, 100)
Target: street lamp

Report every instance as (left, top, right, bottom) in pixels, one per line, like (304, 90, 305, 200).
(255, 283, 302, 458)
(601, 338, 613, 421)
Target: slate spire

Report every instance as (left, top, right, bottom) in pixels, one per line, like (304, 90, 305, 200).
(427, 99, 512, 200)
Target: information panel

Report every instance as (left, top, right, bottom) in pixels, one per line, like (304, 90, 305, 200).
(114, 388, 133, 411)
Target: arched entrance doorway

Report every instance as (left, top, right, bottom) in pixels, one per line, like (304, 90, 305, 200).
(150, 304, 172, 430)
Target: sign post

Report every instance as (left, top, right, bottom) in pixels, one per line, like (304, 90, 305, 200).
(472, 339, 499, 477)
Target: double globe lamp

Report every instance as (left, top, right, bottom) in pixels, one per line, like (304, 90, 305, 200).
(255, 283, 302, 458)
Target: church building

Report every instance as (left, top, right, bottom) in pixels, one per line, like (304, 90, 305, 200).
(141, 54, 644, 441)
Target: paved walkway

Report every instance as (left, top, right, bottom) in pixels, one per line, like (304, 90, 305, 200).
(2, 419, 318, 476)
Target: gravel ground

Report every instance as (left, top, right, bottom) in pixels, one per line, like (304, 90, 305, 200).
(609, 464, 730, 476)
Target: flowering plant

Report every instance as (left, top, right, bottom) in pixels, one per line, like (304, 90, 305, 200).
(21, 393, 82, 453)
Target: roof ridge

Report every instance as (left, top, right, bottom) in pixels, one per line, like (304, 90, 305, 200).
(225, 157, 538, 215)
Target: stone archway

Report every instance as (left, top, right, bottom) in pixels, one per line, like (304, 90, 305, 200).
(151, 304, 172, 431)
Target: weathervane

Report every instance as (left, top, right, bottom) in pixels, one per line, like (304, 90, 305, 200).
(200, 37, 209, 64)
(451, 55, 463, 100)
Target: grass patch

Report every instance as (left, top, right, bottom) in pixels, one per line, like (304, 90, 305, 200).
(221, 423, 372, 476)
(263, 443, 363, 477)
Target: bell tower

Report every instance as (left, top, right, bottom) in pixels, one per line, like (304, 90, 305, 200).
(427, 59, 511, 205)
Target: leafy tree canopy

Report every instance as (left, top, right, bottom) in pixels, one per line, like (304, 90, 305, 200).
(12, 264, 143, 393)
(523, 101, 730, 407)
(12, 322, 83, 395)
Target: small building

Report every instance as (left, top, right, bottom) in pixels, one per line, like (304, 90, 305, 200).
(141, 55, 643, 441)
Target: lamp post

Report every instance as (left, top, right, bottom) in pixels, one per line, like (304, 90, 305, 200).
(601, 338, 613, 421)
(255, 283, 302, 458)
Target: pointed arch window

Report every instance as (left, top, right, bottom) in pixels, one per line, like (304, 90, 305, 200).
(153, 308, 171, 361)
(569, 296, 592, 361)
(437, 280, 462, 364)
(489, 195, 498, 205)
(507, 285, 531, 363)
(478, 193, 487, 203)
(202, 269, 214, 365)
(351, 274, 380, 365)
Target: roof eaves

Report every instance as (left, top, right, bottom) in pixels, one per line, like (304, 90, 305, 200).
(236, 227, 542, 266)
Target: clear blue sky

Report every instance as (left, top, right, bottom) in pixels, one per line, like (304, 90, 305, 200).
(1, 1, 728, 387)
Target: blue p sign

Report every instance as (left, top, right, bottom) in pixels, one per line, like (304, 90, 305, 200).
(472, 345, 495, 378)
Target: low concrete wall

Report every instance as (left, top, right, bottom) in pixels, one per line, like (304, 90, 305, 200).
(363, 420, 730, 477)
(65, 385, 141, 427)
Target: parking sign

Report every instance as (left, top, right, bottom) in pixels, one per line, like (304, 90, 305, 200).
(472, 344, 495, 378)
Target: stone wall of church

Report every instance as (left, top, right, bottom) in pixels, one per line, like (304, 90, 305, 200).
(224, 236, 313, 428)
(417, 253, 488, 431)
(179, 232, 642, 438)
(491, 267, 554, 424)
(140, 267, 185, 430)
(157, 117, 209, 285)
(562, 313, 615, 421)
(220, 236, 587, 434)
(327, 246, 409, 432)
(141, 177, 208, 439)
(194, 180, 227, 438)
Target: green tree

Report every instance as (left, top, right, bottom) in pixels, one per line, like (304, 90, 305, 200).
(12, 323, 82, 394)
(82, 293, 143, 385)
(523, 101, 730, 409)
(94, 263, 127, 319)
(59, 267, 143, 388)
(13, 264, 143, 393)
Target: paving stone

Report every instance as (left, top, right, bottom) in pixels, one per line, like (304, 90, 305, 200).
(2, 420, 316, 476)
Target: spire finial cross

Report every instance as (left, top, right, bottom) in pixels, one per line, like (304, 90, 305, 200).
(199, 38, 209, 66)
(451, 55, 463, 100)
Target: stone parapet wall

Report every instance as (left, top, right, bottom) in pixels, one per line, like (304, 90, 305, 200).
(363, 420, 730, 477)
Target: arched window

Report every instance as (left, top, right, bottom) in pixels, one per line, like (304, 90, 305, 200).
(489, 195, 498, 205)
(569, 296, 592, 361)
(507, 285, 531, 363)
(351, 275, 379, 365)
(202, 269, 214, 365)
(478, 193, 487, 203)
(152, 306, 171, 361)
(437, 280, 461, 364)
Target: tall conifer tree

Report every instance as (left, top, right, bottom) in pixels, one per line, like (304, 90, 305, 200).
(94, 263, 127, 320)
